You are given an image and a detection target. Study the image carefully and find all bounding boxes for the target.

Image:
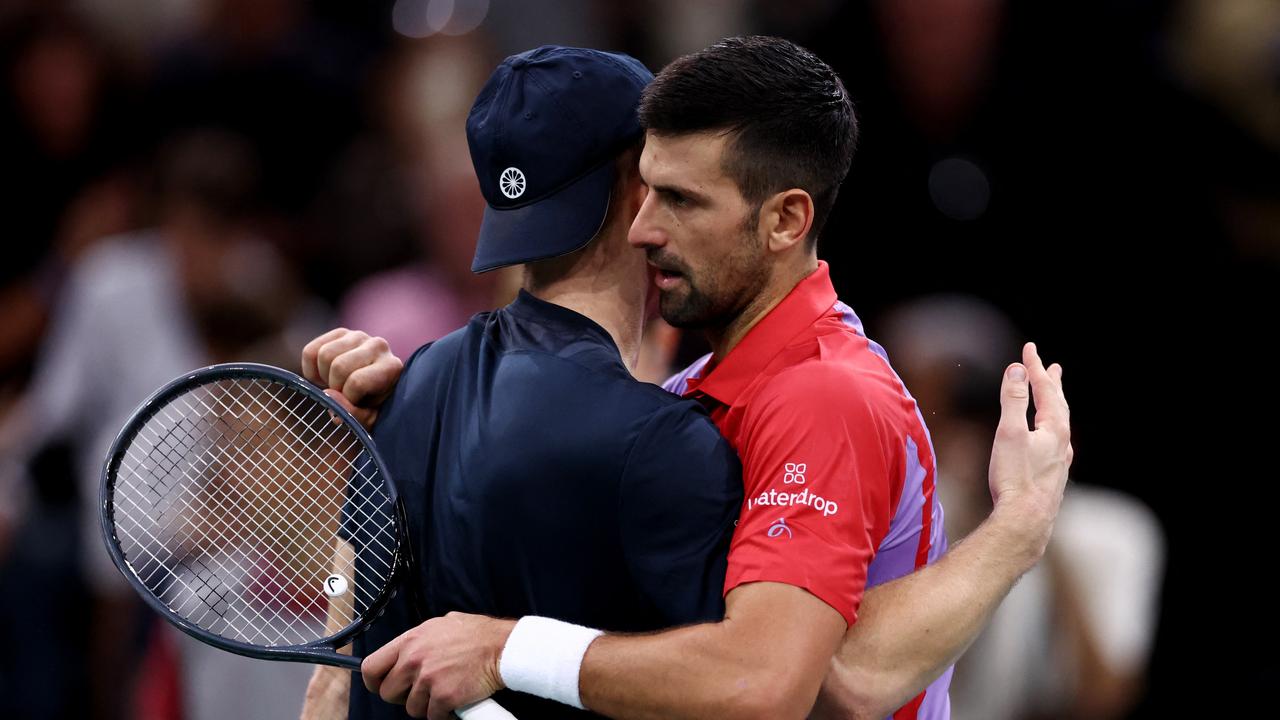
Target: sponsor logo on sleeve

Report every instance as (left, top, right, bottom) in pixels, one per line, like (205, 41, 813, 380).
(744, 461, 839, 517)
(746, 487, 839, 517)
(784, 462, 806, 484)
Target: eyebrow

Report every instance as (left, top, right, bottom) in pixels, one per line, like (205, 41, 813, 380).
(650, 182, 710, 205)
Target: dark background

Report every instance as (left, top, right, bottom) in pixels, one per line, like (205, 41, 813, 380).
(2, 0, 1274, 717)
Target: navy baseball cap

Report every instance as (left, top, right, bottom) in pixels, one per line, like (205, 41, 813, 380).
(467, 46, 654, 273)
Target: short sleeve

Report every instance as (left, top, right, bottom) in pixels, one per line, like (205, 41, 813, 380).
(339, 341, 433, 546)
(618, 401, 743, 625)
(725, 365, 897, 627)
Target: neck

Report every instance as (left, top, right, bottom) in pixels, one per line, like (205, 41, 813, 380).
(524, 236, 648, 373)
(707, 254, 819, 359)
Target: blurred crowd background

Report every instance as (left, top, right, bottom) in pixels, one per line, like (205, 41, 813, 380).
(0, 0, 1274, 718)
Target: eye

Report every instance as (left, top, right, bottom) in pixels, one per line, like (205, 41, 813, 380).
(661, 189, 689, 208)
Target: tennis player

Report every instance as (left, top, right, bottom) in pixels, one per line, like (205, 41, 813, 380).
(303, 46, 743, 720)
(304, 38, 1071, 720)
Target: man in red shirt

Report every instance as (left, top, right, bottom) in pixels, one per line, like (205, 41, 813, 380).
(318, 36, 1071, 720)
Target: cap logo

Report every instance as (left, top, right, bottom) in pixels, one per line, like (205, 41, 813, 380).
(499, 167, 526, 199)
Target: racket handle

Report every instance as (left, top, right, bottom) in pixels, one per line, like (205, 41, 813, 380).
(456, 699, 518, 719)
(328, 653, 363, 670)
(338, 655, 517, 718)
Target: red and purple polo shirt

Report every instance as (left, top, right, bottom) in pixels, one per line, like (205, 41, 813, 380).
(665, 262, 953, 719)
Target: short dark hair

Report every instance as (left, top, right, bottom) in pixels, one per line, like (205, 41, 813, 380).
(639, 36, 858, 244)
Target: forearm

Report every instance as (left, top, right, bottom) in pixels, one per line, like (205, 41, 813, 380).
(577, 585, 844, 720)
(581, 624, 824, 720)
(300, 540, 356, 719)
(816, 347, 1072, 719)
(324, 538, 356, 650)
(300, 665, 351, 720)
(815, 508, 1042, 719)
(579, 624, 771, 720)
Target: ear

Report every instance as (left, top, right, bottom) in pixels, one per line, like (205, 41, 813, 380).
(618, 160, 649, 218)
(759, 189, 814, 254)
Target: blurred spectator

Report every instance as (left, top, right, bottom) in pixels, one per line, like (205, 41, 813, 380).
(882, 296, 1165, 720)
(0, 129, 324, 720)
(71, 0, 203, 71)
(320, 35, 505, 357)
(477, 0, 609, 57)
(1168, 0, 1280, 265)
(643, 0, 751, 61)
(143, 0, 376, 301)
(1170, 0, 1280, 156)
(0, 4, 141, 391)
(0, 1, 1268, 716)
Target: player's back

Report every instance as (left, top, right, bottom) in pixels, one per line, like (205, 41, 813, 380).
(349, 290, 741, 720)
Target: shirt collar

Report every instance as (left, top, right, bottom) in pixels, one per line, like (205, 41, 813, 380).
(504, 288, 622, 358)
(685, 261, 837, 405)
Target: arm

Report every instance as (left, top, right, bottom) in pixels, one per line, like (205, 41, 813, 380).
(570, 362, 888, 720)
(813, 342, 1073, 719)
(300, 538, 356, 720)
(361, 363, 885, 719)
(298, 329, 402, 717)
(320, 337, 1073, 719)
(578, 401, 827, 719)
(812, 508, 1040, 719)
(579, 582, 846, 720)
(361, 582, 845, 720)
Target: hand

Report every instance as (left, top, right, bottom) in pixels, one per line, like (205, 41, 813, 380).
(361, 612, 514, 720)
(988, 342, 1073, 565)
(300, 665, 350, 720)
(301, 328, 403, 429)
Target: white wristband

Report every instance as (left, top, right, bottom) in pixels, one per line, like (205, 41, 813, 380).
(498, 616, 604, 710)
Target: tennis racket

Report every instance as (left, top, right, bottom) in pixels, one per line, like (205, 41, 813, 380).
(99, 362, 515, 720)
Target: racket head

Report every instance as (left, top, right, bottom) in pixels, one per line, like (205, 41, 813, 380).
(99, 362, 408, 666)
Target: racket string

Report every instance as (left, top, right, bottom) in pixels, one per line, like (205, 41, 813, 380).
(110, 376, 400, 648)
(124, 392, 397, 610)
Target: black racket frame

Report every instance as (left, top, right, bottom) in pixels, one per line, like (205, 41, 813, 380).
(99, 362, 411, 671)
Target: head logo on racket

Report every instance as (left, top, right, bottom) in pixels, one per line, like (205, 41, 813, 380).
(324, 574, 349, 597)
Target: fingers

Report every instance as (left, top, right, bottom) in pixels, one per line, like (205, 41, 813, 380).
(344, 353, 403, 407)
(997, 362, 1030, 436)
(426, 695, 457, 720)
(302, 328, 350, 385)
(322, 389, 378, 429)
(1024, 343, 1068, 433)
(315, 331, 370, 390)
(328, 336, 392, 397)
(324, 388, 358, 415)
(307, 330, 401, 405)
(406, 678, 434, 719)
(378, 663, 416, 706)
(361, 635, 402, 695)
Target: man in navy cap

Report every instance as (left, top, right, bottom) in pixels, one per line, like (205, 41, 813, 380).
(303, 40, 1071, 720)
(302, 46, 744, 720)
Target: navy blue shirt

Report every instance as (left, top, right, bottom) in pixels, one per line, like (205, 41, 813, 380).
(347, 290, 742, 720)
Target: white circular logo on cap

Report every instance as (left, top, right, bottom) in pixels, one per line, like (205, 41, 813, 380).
(499, 167, 526, 199)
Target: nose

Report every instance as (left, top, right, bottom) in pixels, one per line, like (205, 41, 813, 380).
(628, 188, 665, 251)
